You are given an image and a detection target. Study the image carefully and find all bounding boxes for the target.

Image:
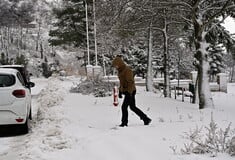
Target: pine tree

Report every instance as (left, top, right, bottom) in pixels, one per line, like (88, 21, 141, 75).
(122, 45, 147, 78)
(41, 57, 52, 78)
(0, 53, 7, 65)
(0, 0, 35, 27)
(208, 44, 225, 81)
(49, 0, 93, 47)
(15, 54, 28, 67)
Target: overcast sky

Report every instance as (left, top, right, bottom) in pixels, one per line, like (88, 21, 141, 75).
(223, 17, 235, 34)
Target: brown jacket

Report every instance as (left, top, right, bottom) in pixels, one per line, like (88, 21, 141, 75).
(112, 56, 136, 94)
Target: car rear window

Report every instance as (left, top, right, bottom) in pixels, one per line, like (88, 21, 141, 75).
(0, 74, 15, 87)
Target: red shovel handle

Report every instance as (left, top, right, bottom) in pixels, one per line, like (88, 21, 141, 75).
(113, 86, 118, 106)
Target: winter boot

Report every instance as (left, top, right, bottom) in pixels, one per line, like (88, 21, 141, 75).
(143, 117, 152, 125)
(119, 123, 128, 127)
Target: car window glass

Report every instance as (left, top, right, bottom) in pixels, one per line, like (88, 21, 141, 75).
(0, 74, 15, 87)
(17, 72, 25, 86)
(0, 66, 29, 83)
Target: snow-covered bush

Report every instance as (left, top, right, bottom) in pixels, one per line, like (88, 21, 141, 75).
(70, 79, 114, 97)
(229, 137, 235, 156)
(181, 116, 235, 157)
(208, 43, 225, 82)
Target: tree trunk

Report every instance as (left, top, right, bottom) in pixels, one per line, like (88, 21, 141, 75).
(17, 27, 21, 56)
(146, 21, 153, 92)
(5, 27, 10, 59)
(24, 28, 29, 50)
(40, 42, 44, 59)
(93, 0, 98, 66)
(36, 21, 41, 52)
(194, 22, 214, 109)
(230, 62, 235, 82)
(20, 27, 23, 49)
(0, 28, 4, 53)
(85, 1, 90, 65)
(163, 19, 171, 97)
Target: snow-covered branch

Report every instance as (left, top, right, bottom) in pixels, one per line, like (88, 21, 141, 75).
(203, 0, 231, 28)
(152, 1, 193, 10)
(206, 15, 229, 34)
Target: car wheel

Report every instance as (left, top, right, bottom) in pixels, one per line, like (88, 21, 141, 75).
(29, 108, 32, 120)
(20, 118, 29, 134)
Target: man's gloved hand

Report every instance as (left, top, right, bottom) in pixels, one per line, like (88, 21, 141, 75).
(118, 92, 123, 98)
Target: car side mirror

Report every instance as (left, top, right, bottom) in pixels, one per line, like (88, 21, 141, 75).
(28, 82, 35, 88)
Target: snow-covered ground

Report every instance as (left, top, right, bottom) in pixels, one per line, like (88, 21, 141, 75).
(0, 76, 235, 160)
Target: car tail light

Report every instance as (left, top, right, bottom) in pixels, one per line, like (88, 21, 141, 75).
(16, 118, 24, 122)
(12, 90, 26, 98)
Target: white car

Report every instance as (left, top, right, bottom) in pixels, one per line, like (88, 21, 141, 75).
(0, 68, 34, 134)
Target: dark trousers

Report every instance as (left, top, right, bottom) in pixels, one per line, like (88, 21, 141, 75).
(121, 91, 147, 125)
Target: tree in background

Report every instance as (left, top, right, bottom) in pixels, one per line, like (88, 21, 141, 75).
(0, 0, 36, 57)
(41, 57, 52, 78)
(224, 42, 235, 82)
(170, 39, 194, 80)
(208, 43, 225, 82)
(177, 0, 235, 109)
(34, 0, 56, 58)
(121, 45, 147, 78)
(49, 0, 93, 48)
(98, 0, 190, 95)
(0, 53, 10, 65)
(15, 54, 28, 67)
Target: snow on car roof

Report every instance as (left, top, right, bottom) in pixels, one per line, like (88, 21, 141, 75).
(0, 65, 24, 68)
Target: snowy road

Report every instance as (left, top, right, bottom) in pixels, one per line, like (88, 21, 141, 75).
(0, 77, 235, 160)
(0, 77, 68, 160)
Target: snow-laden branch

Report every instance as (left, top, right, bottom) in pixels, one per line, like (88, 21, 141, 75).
(206, 15, 229, 35)
(111, 27, 147, 32)
(191, 0, 201, 25)
(179, 15, 193, 25)
(166, 20, 187, 26)
(202, 3, 235, 18)
(202, 7, 228, 16)
(152, 26, 163, 32)
(152, 1, 193, 10)
(112, 0, 134, 23)
(202, 0, 230, 11)
(203, 0, 232, 29)
(226, 5, 235, 10)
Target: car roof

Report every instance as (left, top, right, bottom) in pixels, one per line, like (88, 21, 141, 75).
(0, 68, 18, 75)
